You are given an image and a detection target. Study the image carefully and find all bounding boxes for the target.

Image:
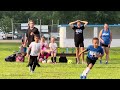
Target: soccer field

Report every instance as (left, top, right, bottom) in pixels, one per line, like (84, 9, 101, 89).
(0, 43, 120, 79)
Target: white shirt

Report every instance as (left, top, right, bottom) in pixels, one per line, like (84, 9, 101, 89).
(29, 42, 40, 56)
(49, 42, 57, 51)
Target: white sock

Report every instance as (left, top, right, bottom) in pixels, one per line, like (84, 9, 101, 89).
(82, 67, 90, 76)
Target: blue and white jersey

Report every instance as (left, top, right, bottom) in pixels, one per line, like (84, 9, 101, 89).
(101, 29, 111, 45)
(87, 45, 104, 60)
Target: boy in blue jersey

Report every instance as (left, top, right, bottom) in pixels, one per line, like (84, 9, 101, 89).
(99, 23, 112, 64)
(79, 37, 104, 79)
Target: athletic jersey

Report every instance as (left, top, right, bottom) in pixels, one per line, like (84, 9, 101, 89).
(101, 29, 111, 45)
(40, 41, 48, 51)
(49, 42, 57, 52)
(72, 25, 85, 42)
(29, 42, 41, 56)
(86, 45, 104, 60)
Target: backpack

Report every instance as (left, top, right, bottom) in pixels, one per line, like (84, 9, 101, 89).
(5, 54, 16, 62)
(59, 52, 67, 63)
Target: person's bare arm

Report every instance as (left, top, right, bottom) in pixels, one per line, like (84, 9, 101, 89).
(99, 30, 104, 44)
(79, 49, 88, 56)
(24, 37, 28, 46)
(80, 20, 88, 27)
(69, 20, 81, 28)
(26, 47, 31, 57)
(108, 32, 112, 47)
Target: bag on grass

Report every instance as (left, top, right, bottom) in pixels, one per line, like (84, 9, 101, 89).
(59, 52, 67, 63)
(5, 54, 16, 62)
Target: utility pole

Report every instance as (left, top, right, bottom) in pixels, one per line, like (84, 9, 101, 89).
(11, 19, 14, 40)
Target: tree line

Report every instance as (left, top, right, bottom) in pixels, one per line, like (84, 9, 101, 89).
(0, 11, 120, 33)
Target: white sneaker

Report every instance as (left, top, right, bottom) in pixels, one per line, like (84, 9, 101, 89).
(31, 70, 34, 73)
(29, 66, 32, 72)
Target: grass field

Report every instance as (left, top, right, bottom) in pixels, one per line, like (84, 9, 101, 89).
(0, 42, 120, 79)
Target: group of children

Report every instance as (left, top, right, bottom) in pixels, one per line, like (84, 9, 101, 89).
(26, 34, 57, 73)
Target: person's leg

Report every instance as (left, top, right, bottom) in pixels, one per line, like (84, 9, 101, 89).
(75, 41, 80, 64)
(104, 47, 110, 64)
(80, 57, 96, 79)
(29, 56, 33, 72)
(36, 59, 40, 67)
(45, 50, 51, 60)
(53, 53, 57, 63)
(99, 46, 105, 64)
(26, 55, 30, 67)
(51, 53, 54, 63)
(40, 50, 45, 59)
(32, 56, 37, 72)
(26, 47, 30, 67)
(76, 47, 80, 64)
(80, 47, 84, 64)
(79, 42, 85, 64)
(99, 43, 105, 64)
(81, 63, 94, 79)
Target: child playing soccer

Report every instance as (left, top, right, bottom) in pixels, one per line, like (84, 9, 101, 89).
(49, 37, 58, 63)
(27, 34, 41, 73)
(79, 37, 104, 79)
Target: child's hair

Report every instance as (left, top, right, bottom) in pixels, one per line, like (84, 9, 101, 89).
(34, 34, 40, 38)
(104, 22, 108, 25)
(41, 36, 45, 42)
(51, 36, 55, 39)
(92, 37, 99, 42)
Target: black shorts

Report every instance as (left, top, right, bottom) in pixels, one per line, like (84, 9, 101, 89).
(100, 43, 109, 47)
(75, 41, 84, 47)
(86, 57, 96, 67)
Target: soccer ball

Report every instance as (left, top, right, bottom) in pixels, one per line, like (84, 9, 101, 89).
(67, 60, 73, 64)
(42, 60, 46, 64)
(47, 60, 52, 63)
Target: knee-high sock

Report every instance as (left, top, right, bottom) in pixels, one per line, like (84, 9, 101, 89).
(81, 67, 90, 76)
(51, 57, 53, 62)
(54, 57, 56, 62)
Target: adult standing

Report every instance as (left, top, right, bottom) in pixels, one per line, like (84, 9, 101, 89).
(69, 20, 88, 64)
(99, 23, 112, 64)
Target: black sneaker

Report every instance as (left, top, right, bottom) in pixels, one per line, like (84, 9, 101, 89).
(37, 63, 41, 67)
(105, 61, 108, 64)
(26, 64, 29, 67)
(100, 60, 102, 64)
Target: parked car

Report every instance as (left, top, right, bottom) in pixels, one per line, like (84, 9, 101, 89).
(6, 32, 17, 39)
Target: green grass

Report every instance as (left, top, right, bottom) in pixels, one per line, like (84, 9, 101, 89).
(0, 42, 120, 79)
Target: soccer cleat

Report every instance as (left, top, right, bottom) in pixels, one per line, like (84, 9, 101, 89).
(100, 60, 102, 64)
(80, 75, 83, 79)
(105, 61, 108, 64)
(37, 63, 41, 67)
(31, 70, 34, 73)
(26, 64, 29, 67)
(29, 66, 32, 72)
(82, 75, 86, 79)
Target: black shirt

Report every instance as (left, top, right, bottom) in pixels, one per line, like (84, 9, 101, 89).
(26, 27, 40, 47)
(72, 25, 85, 42)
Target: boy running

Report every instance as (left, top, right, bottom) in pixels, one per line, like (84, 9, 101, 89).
(27, 34, 41, 73)
(79, 37, 104, 79)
